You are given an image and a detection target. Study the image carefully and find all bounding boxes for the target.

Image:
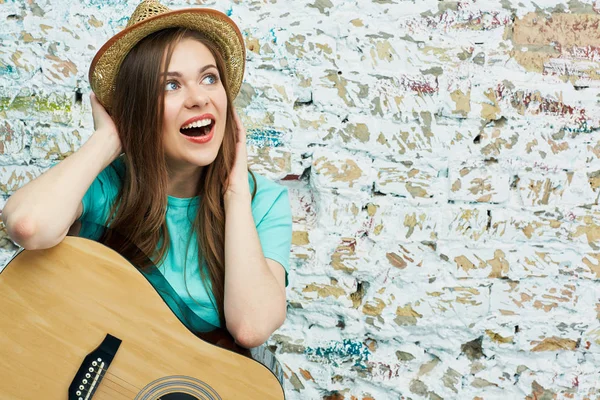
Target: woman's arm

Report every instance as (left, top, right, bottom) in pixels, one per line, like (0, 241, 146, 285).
(222, 109, 288, 348)
(223, 193, 287, 349)
(1, 94, 121, 250)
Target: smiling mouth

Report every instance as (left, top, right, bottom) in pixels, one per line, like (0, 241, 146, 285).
(180, 121, 215, 137)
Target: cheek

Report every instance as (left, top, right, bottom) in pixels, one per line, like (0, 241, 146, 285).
(216, 85, 228, 111)
(162, 115, 178, 147)
(214, 92, 228, 126)
(162, 106, 179, 134)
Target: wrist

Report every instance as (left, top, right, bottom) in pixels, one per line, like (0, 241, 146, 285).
(91, 129, 122, 165)
(224, 192, 252, 211)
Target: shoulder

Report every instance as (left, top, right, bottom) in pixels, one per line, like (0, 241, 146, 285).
(79, 156, 126, 226)
(249, 171, 287, 196)
(90, 155, 126, 186)
(248, 172, 290, 223)
(106, 156, 126, 180)
(249, 171, 288, 203)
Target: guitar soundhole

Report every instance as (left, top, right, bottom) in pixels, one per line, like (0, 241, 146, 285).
(160, 394, 199, 400)
(135, 376, 221, 400)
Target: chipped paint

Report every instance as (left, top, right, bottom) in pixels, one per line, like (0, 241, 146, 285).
(3, 1, 600, 399)
(305, 339, 371, 368)
(247, 128, 284, 148)
(531, 336, 578, 351)
(394, 304, 423, 326)
(0, 94, 72, 114)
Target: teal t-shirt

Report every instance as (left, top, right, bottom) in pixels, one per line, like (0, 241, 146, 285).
(77, 157, 292, 333)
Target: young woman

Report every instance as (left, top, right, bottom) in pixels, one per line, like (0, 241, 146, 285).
(1, 0, 292, 350)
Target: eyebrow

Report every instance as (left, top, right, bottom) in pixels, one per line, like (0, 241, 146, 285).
(163, 64, 218, 77)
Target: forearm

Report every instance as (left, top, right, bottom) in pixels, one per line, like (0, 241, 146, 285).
(2, 129, 121, 249)
(223, 194, 286, 348)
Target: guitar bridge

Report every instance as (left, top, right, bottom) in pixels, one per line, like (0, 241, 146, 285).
(69, 334, 122, 400)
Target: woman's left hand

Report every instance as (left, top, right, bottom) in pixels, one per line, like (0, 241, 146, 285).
(224, 108, 251, 203)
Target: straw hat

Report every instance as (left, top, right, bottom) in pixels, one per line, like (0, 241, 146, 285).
(88, 0, 245, 112)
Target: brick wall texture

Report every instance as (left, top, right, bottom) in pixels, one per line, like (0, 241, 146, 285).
(1, 0, 600, 399)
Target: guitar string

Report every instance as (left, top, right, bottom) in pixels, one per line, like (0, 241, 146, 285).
(88, 384, 167, 400)
(78, 366, 138, 397)
(79, 375, 136, 396)
(95, 389, 165, 400)
(89, 364, 142, 391)
(102, 373, 139, 390)
(96, 386, 169, 400)
(93, 393, 117, 400)
(78, 364, 186, 399)
(82, 367, 171, 400)
(83, 359, 231, 400)
(79, 380, 133, 399)
(95, 376, 139, 398)
(94, 385, 131, 400)
(93, 389, 129, 400)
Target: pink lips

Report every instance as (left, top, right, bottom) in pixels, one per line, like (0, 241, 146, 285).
(180, 113, 215, 129)
(183, 123, 214, 144)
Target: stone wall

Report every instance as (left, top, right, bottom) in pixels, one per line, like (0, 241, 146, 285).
(1, 0, 599, 398)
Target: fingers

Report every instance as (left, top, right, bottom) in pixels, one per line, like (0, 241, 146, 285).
(90, 92, 111, 131)
(90, 93, 110, 114)
(90, 93, 99, 130)
(232, 108, 246, 143)
(90, 93, 103, 112)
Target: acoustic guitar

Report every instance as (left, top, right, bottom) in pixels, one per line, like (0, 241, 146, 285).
(0, 229, 286, 400)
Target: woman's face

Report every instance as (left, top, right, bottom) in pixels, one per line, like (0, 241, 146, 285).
(161, 38, 228, 173)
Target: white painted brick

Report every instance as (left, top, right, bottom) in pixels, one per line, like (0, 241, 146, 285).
(0, 165, 44, 195)
(448, 161, 511, 203)
(310, 147, 374, 194)
(374, 158, 446, 204)
(0, 119, 30, 165)
(366, 197, 441, 243)
(1, 1, 600, 398)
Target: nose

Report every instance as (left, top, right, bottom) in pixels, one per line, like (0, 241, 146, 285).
(184, 85, 210, 109)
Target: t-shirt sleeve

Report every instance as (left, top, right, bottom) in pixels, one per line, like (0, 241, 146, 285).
(253, 178, 293, 286)
(79, 162, 121, 227)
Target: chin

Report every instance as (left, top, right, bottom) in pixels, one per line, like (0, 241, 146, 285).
(189, 154, 219, 168)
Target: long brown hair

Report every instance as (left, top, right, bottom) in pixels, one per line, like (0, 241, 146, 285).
(104, 28, 254, 327)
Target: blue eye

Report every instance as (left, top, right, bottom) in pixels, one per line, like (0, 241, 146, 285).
(202, 74, 218, 85)
(165, 81, 179, 91)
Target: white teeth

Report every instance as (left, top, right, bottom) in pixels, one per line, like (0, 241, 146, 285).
(181, 118, 212, 130)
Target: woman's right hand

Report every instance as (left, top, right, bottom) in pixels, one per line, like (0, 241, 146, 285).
(90, 93, 122, 156)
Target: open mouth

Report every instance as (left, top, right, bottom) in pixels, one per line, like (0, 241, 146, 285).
(180, 119, 215, 137)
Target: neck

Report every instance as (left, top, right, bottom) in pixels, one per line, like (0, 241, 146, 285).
(166, 162, 203, 198)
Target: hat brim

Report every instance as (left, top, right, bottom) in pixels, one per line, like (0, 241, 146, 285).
(89, 8, 245, 112)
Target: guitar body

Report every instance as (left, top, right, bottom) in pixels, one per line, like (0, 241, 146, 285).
(0, 236, 285, 399)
